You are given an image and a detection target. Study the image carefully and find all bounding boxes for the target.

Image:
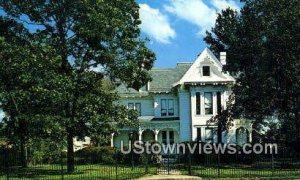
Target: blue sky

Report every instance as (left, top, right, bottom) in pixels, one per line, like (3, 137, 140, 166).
(0, 1, 240, 119)
(137, 0, 240, 67)
(0, 0, 240, 68)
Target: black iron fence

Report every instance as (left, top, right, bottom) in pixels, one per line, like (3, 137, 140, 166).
(177, 144, 300, 178)
(0, 146, 156, 180)
(0, 145, 300, 179)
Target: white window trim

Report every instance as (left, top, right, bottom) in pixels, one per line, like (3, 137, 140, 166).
(127, 102, 141, 116)
(161, 98, 175, 117)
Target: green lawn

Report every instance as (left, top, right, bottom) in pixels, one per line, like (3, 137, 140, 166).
(0, 164, 157, 180)
(1, 164, 300, 179)
(190, 167, 300, 179)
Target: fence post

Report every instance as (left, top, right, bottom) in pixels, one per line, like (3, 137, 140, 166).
(4, 148, 9, 180)
(115, 148, 118, 180)
(167, 149, 170, 175)
(188, 142, 191, 175)
(271, 146, 274, 177)
(145, 153, 148, 174)
(217, 152, 220, 178)
(60, 152, 64, 180)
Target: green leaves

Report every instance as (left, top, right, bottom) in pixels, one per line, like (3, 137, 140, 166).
(0, 0, 155, 153)
(205, 0, 300, 145)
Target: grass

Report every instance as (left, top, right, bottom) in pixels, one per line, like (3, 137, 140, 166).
(0, 164, 157, 180)
(189, 167, 300, 179)
(1, 164, 300, 179)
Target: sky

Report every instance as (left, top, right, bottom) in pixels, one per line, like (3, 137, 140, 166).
(137, 0, 240, 67)
(0, 0, 241, 68)
(0, 1, 241, 120)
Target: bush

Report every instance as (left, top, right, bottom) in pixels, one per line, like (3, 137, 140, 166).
(0, 145, 19, 168)
(75, 146, 117, 165)
(75, 145, 154, 165)
(27, 139, 64, 164)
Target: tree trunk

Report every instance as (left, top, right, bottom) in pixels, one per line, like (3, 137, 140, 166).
(296, 118, 300, 146)
(293, 107, 300, 150)
(20, 138, 27, 168)
(217, 122, 222, 144)
(67, 132, 75, 173)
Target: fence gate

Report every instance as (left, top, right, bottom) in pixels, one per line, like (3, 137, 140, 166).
(157, 154, 183, 175)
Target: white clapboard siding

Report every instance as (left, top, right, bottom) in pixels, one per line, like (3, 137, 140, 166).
(119, 98, 154, 116)
(178, 91, 191, 141)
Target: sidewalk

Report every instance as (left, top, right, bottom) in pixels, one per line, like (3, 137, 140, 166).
(139, 175, 202, 180)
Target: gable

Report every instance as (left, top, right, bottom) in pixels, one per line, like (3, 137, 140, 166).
(174, 48, 235, 86)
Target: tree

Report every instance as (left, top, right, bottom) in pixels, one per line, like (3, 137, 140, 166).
(0, 17, 63, 167)
(0, 0, 155, 172)
(204, 0, 300, 148)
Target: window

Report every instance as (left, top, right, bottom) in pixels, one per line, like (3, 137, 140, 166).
(196, 92, 201, 115)
(204, 92, 213, 115)
(169, 131, 174, 144)
(236, 127, 249, 146)
(196, 128, 202, 142)
(128, 103, 134, 110)
(217, 92, 222, 115)
(161, 99, 167, 116)
(135, 103, 141, 116)
(168, 99, 174, 116)
(203, 66, 210, 76)
(128, 103, 141, 116)
(161, 99, 175, 116)
(205, 128, 213, 143)
(162, 131, 167, 144)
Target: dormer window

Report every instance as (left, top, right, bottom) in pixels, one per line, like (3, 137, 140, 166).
(203, 66, 210, 76)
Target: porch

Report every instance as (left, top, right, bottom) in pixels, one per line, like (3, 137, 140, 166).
(111, 119, 180, 148)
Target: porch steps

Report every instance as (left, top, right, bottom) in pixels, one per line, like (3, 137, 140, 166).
(139, 175, 202, 180)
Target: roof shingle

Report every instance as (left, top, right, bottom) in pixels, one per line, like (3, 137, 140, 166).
(116, 62, 192, 95)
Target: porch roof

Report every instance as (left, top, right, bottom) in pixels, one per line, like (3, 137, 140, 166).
(138, 116, 180, 123)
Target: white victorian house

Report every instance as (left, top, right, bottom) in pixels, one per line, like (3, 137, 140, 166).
(111, 48, 253, 148)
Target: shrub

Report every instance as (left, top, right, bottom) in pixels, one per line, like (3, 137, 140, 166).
(75, 146, 117, 165)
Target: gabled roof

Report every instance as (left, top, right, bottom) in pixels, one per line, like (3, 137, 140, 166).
(115, 62, 192, 95)
(174, 48, 235, 86)
(149, 62, 192, 93)
(116, 48, 235, 95)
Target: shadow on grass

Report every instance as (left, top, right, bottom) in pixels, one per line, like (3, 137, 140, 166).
(1, 166, 64, 179)
(0, 165, 149, 179)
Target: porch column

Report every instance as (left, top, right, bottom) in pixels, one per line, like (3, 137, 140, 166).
(249, 130, 253, 143)
(154, 129, 159, 142)
(138, 130, 143, 142)
(110, 133, 114, 147)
